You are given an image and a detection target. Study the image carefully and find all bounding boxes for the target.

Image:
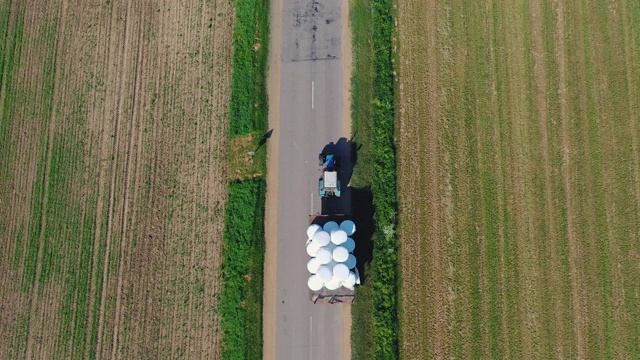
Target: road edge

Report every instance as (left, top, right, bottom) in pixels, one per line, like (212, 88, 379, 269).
(341, 0, 353, 358)
(263, 0, 283, 357)
(341, 0, 353, 140)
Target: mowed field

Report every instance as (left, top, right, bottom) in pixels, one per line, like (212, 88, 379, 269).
(0, 0, 232, 358)
(397, 0, 640, 359)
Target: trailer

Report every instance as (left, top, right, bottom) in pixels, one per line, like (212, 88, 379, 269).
(307, 214, 357, 304)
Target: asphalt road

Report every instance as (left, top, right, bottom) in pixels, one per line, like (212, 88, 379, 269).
(274, 0, 351, 358)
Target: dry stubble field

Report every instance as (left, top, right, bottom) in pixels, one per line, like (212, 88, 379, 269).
(397, 0, 640, 358)
(0, 0, 233, 358)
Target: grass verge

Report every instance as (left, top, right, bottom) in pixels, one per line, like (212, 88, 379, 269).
(220, 179, 266, 359)
(349, 0, 399, 359)
(219, 0, 269, 358)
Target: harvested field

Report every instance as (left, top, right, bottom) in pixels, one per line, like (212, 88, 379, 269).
(0, 0, 233, 358)
(397, 0, 640, 358)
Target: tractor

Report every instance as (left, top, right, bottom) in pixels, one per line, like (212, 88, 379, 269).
(318, 153, 341, 197)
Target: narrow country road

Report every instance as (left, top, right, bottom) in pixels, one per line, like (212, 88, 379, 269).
(264, 0, 352, 358)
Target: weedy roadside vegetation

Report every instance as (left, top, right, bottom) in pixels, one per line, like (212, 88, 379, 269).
(219, 0, 270, 358)
(349, 0, 399, 359)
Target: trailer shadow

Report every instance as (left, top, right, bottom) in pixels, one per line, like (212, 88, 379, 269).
(350, 187, 374, 283)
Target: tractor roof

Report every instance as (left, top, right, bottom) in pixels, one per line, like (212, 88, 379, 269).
(324, 171, 338, 188)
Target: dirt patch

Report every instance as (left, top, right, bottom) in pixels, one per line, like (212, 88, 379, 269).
(227, 132, 265, 181)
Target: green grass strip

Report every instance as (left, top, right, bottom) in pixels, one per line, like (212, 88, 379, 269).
(349, 0, 376, 358)
(220, 0, 269, 357)
(219, 180, 265, 360)
(348, 0, 399, 358)
(369, 0, 399, 358)
(348, 0, 375, 187)
(229, 0, 269, 137)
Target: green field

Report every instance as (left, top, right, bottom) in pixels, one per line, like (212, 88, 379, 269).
(397, 0, 640, 358)
(0, 0, 237, 358)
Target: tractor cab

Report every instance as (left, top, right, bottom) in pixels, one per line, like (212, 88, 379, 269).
(319, 154, 341, 197)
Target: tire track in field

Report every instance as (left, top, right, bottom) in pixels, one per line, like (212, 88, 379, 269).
(185, 5, 203, 356)
(501, 0, 545, 356)
(568, 0, 612, 357)
(0, 2, 32, 356)
(0, 0, 29, 296)
(122, 4, 164, 356)
(59, 3, 107, 356)
(482, 3, 510, 356)
(95, 0, 133, 356)
(180, 2, 199, 356)
(620, 0, 640, 256)
(84, 0, 117, 355)
(110, 1, 144, 357)
(587, 2, 626, 357)
(164, 4, 182, 355)
(619, 5, 640, 350)
(186, 2, 205, 355)
(115, 6, 147, 357)
(119, 3, 165, 356)
(553, 0, 587, 357)
(23, 0, 65, 357)
(589, 1, 640, 356)
(205, 1, 233, 355)
(616, 1, 640, 336)
(530, 0, 568, 356)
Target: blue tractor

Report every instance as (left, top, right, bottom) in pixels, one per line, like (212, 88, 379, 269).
(318, 153, 341, 197)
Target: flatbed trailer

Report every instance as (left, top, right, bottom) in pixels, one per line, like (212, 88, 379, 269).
(308, 214, 356, 304)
